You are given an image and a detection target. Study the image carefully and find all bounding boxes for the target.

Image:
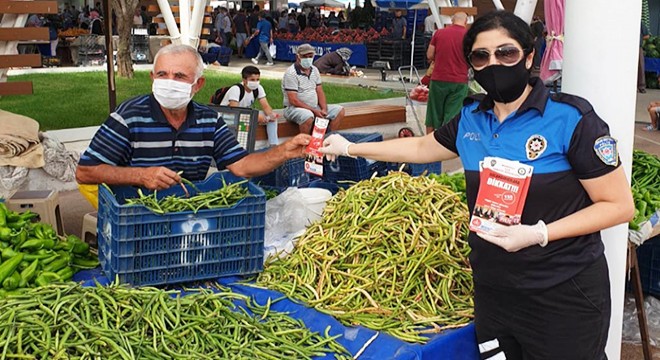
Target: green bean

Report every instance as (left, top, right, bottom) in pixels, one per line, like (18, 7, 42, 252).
(0, 282, 349, 358)
(257, 171, 473, 343)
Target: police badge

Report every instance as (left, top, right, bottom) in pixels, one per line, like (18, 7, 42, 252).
(593, 136, 619, 166)
(525, 134, 547, 160)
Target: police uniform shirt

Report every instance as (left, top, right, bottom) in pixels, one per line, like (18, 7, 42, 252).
(434, 77, 620, 290)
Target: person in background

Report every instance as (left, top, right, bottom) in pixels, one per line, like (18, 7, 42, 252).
(248, 6, 260, 33)
(308, 8, 320, 29)
(288, 11, 299, 34)
(89, 10, 103, 35)
(313, 47, 353, 76)
(282, 44, 345, 134)
(319, 11, 634, 360)
(278, 10, 288, 32)
(645, 101, 660, 131)
(327, 11, 339, 29)
(297, 10, 307, 31)
(530, 16, 545, 71)
(338, 11, 346, 29)
(215, 7, 230, 46)
(249, 11, 274, 66)
(424, 12, 437, 36)
(425, 12, 469, 133)
(132, 8, 143, 28)
(219, 66, 280, 145)
(233, 9, 249, 58)
(639, 21, 650, 93)
(391, 9, 407, 39)
(76, 45, 309, 207)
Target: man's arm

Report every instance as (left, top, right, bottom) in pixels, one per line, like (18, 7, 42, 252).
(76, 164, 181, 190)
(402, 20, 407, 39)
(226, 134, 310, 177)
(427, 44, 435, 63)
(316, 85, 328, 113)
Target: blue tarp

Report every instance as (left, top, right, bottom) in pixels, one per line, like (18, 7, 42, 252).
(73, 269, 479, 360)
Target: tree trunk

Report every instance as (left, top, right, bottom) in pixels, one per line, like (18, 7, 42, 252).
(113, 0, 140, 78)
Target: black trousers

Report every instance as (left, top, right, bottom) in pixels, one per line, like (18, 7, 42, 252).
(474, 255, 610, 360)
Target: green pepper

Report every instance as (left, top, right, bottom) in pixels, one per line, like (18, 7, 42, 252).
(2, 271, 20, 290)
(19, 259, 39, 287)
(10, 228, 27, 248)
(20, 238, 55, 251)
(34, 272, 61, 287)
(71, 241, 90, 255)
(0, 203, 7, 227)
(40, 254, 60, 266)
(1, 247, 19, 261)
(0, 227, 10, 241)
(42, 258, 69, 273)
(6, 220, 25, 230)
(56, 267, 74, 281)
(0, 241, 8, 249)
(0, 253, 23, 284)
(18, 210, 38, 222)
(72, 256, 99, 269)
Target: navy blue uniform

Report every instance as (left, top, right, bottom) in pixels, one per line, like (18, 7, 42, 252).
(434, 78, 617, 359)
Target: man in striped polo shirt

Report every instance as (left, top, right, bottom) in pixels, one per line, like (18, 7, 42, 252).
(76, 44, 310, 201)
(282, 43, 345, 134)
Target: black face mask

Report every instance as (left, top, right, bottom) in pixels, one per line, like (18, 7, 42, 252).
(473, 59, 530, 103)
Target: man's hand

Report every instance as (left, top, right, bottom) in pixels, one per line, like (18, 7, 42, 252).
(476, 221, 549, 252)
(318, 134, 354, 161)
(312, 108, 325, 118)
(282, 134, 311, 159)
(139, 167, 181, 190)
(319, 108, 328, 118)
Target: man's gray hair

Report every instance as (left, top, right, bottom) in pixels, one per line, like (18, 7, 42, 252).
(153, 44, 204, 79)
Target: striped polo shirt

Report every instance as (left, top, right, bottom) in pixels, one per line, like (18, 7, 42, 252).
(282, 64, 322, 108)
(79, 95, 247, 181)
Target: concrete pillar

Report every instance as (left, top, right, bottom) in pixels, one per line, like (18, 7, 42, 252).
(562, 0, 640, 359)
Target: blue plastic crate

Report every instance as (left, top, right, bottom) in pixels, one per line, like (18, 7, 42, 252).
(323, 132, 386, 183)
(97, 172, 266, 286)
(252, 157, 310, 188)
(636, 236, 660, 297)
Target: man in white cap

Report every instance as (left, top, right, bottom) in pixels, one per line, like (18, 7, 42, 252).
(281, 43, 345, 134)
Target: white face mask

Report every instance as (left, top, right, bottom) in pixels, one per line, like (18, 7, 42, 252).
(246, 80, 259, 91)
(152, 78, 195, 110)
(300, 57, 313, 69)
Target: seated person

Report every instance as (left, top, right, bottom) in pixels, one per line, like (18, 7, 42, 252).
(313, 47, 353, 76)
(282, 44, 345, 134)
(218, 65, 280, 145)
(76, 44, 310, 208)
(646, 101, 660, 131)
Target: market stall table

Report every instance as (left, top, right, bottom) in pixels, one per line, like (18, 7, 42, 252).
(72, 268, 479, 360)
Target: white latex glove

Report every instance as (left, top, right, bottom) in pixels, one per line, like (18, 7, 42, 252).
(476, 220, 548, 252)
(318, 134, 355, 162)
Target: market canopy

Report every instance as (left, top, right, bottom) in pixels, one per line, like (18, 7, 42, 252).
(300, 0, 346, 8)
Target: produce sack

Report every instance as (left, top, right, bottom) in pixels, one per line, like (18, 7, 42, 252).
(269, 43, 277, 58)
(0, 110, 44, 168)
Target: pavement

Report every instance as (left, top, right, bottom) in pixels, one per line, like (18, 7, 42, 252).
(6, 58, 660, 358)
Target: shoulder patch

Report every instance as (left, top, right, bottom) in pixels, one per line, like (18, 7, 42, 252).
(593, 136, 619, 166)
(550, 93, 594, 115)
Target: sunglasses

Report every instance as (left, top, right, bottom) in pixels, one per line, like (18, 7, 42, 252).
(468, 46, 526, 69)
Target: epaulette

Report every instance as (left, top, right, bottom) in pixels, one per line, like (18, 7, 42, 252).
(550, 92, 594, 115)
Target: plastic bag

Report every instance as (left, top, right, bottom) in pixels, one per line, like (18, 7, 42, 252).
(263, 188, 308, 262)
(269, 43, 277, 58)
(621, 294, 660, 346)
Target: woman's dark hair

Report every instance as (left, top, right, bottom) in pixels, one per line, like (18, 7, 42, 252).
(463, 11, 534, 63)
(241, 65, 260, 79)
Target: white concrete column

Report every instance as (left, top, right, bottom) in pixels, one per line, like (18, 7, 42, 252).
(562, 1, 640, 359)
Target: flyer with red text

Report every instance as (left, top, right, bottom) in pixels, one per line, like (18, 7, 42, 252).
(469, 157, 533, 234)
